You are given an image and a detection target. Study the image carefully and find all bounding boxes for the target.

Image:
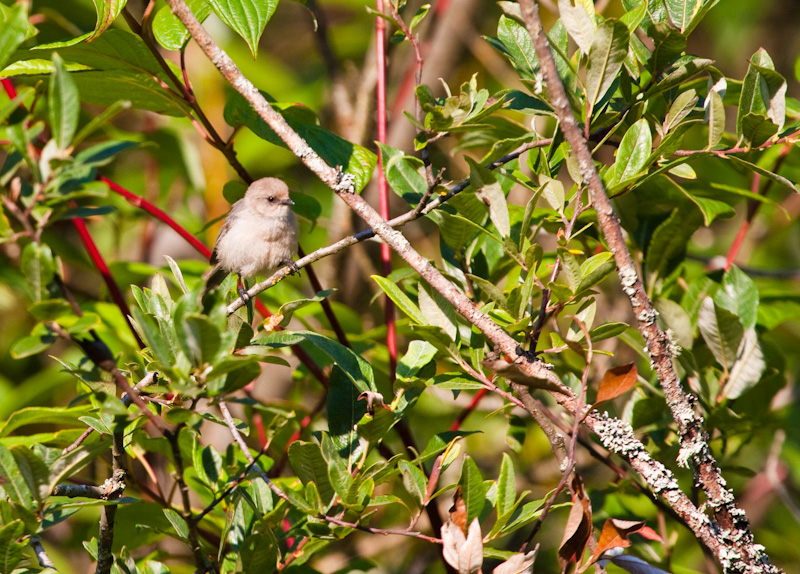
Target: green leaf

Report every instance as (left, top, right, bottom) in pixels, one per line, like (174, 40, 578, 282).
(418, 282, 459, 342)
(723, 328, 765, 401)
(0, 521, 25, 574)
(466, 158, 510, 238)
(716, 266, 758, 330)
(737, 49, 787, 146)
(589, 321, 629, 341)
(706, 89, 725, 148)
(10, 331, 57, 359)
(178, 314, 221, 367)
(288, 441, 336, 506)
(0, 445, 35, 509)
(585, 19, 629, 111)
(379, 143, 427, 205)
(433, 374, 486, 391)
(558, 0, 596, 55)
(610, 118, 651, 186)
(496, 453, 516, 518)
(399, 460, 427, 506)
(67, 70, 190, 116)
(397, 340, 438, 379)
(725, 155, 798, 193)
(194, 445, 226, 489)
(327, 366, 366, 471)
(240, 530, 279, 572)
(410, 4, 431, 30)
(372, 275, 426, 324)
(207, 0, 278, 58)
(647, 56, 714, 97)
(663, 0, 701, 33)
(49, 53, 80, 150)
(496, 15, 537, 79)
(153, 0, 213, 50)
(665, 89, 698, 133)
(0, 406, 92, 437)
(650, 23, 686, 73)
(0, 4, 28, 71)
(576, 251, 615, 294)
(663, 177, 734, 226)
(459, 457, 486, 526)
(21, 243, 55, 303)
(254, 331, 375, 393)
(698, 298, 743, 369)
(27, 299, 72, 321)
(557, 247, 581, 293)
(540, 175, 565, 212)
(90, 0, 127, 39)
(44, 440, 112, 500)
(163, 509, 190, 542)
(225, 97, 376, 193)
(645, 207, 703, 280)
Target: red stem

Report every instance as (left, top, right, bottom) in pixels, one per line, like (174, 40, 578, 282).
(724, 143, 792, 270)
(101, 177, 211, 258)
(376, 0, 398, 380)
(2, 78, 18, 99)
(449, 388, 488, 431)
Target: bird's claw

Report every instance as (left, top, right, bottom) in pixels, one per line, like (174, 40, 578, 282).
(515, 345, 539, 363)
(236, 283, 251, 305)
(284, 259, 301, 276)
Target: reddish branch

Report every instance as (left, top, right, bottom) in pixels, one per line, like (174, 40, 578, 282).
(375, 0, 398, 380)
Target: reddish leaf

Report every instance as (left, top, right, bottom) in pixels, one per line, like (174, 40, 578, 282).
(637, 526, 663, 542)
(596, 363, 638, 404)
(450, 485, 468, 535)
(584, 519, 663, 570)
(558, 476, 593, 567)
(587, 519, 641, 565)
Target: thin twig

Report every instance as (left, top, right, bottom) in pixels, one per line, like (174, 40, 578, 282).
(218, 401, 289, 502)
(29, 536, 57, 570)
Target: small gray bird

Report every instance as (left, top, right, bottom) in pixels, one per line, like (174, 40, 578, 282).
(205, 177, 299, 303)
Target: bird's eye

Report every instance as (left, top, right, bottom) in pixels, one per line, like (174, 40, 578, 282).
(267, 196, 275, 203)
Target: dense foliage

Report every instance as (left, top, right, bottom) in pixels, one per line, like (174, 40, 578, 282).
(1, 0, 799, 573)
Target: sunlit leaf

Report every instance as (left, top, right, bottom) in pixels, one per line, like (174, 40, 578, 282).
(206, 0, 278, 58)
(596, 363, 638, 404)
(585, 20, 629, 111)
(558, 0, 596, 55)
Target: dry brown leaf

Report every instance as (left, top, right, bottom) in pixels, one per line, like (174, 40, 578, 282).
(450, 485, 468, 535)
(596, 363, 638, 404)
(492, 549, 537, 574)
(441, 518, 483, 574)
(558, 476, 593, 567)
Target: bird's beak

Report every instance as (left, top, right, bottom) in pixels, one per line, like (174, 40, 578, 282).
(282, 198, 295, 206)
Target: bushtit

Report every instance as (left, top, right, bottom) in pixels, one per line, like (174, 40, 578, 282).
(205, 177, 298, 301)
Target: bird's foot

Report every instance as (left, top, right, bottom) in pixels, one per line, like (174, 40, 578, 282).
(284, 259, 301, 276)
(515, 345, 539, 363)
(236, 281, 251, 305)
